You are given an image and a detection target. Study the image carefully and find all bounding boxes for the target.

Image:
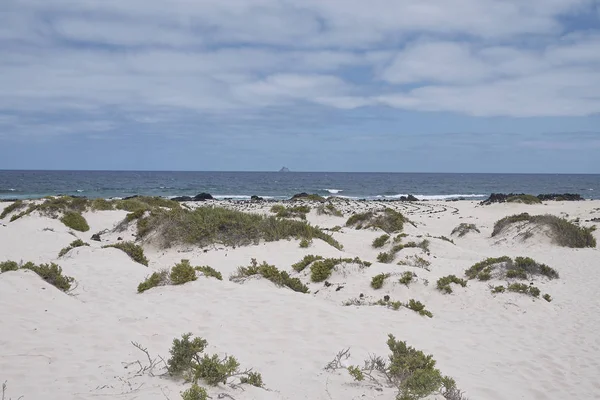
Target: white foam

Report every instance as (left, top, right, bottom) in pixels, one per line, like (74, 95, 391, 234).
(324, 189, 343, 194)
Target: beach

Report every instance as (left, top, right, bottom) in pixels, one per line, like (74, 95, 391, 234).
(1, 197, 599, 400)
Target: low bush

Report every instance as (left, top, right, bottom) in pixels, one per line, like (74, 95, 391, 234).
(21, 262, 74, 292)
(399, 271, 415, 286)
(181, 383, 208, 400)
(136, 206, 342, 250)
(195, 266, 223, 280)
(167, 333, 262, 387)
(451, 223, 480, 237)
(137, 269, 170, 293)
(492, 213, 596, 248)
(271, 204, 310, 220)
(377, 251, 394, 263)
(0, 260, 19, 272)
(325, 335, 465, 400)
(465, 256, 558, 281)
(170, 260, 198, 285)
(316, 203, 343, 217)
(60, 211, 90, 232)
(310, 257, 371, 282)
(406, 299, 433, 318)
(58, 239, 90, 257)
(0, 200, 26, 219)
(292, 255, 323, 272)
(436, 275, 467, 294)
(506, 194, 542, 204)
(371, 273, 389, 289)
(90, 198, 114, 211)
(491, 285, 505, 293)
(299, 238, 311, 248)
(543, 293, 552, 302)
(103, 241, 149, 266)
(372, 234, 390, 248)
(507, 283, 541, 298)
(346, 208, 407, 233)
(231, 259, 309, 293)
(397, 255, 431, 270)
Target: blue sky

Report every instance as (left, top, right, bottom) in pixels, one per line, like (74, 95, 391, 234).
(1, 0, 599, 173)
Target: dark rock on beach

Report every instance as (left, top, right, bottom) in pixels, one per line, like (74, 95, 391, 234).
(91, 233, 102, 241)
(250, 195, 264, 201)
(171, 196, 193, 202)
(537, 193, 583, 201)
(193, 193, 214, 201)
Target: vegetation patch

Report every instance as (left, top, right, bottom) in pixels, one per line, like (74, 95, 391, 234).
(405, 299, 434, 318)
(397, 255, 431, 270)
(231, 259, 309, 293)
(60, 211, 90, 232)
(170, 260, 198, 285)
(195, 265, 223, 280)
(103, 241, 149, 266)
(58, 239, 90, 257)
(506, 194, 542, 204)
(451, 223, 480, 237)
(399, 271, 416, 286)
(377, 240, 430, 264)
(138, 269, 170, 293)
(316, 203, 343, 217)
(1, 261, 74, 292)
(90, 198, 114, 211)
(299, 238, 311, 248)
(346, 208, 407, 233)
(0, 200, 26, 219)
(136, 206, 342, 250)
(465, 256, 558, 281)
(291, 254, 324, 272)
(372, 234, 390, 248)
(270, 204, 310, 220)
(436, 275, 467, 294)
(325, 335, 465, 400)
(507, 283, 541, 298)
(167, 333, 263, 388)
(492, 213, 596, 248)
(371, 273, 390, 289)
(309, 257, 371, 282)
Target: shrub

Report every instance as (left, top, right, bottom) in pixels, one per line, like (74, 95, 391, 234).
(125, 208, 146, 222)
(21, 262, 74, 291)
(195, 266, 223, 280)
(329, 225, 342, 232)
(170, 260, 198, 285)
(372, 234, 390, 248)
(60, 211, 90, 232)
(181, 383, 208, 400)
(292, 255, 323, 272)
(231, 259, 308, 293)
(310, 257, 371, 282)
(464, 256, 512, 280)
(506, 194, 542, 204)
(399, 271, 415, 286)
(491, 285, 505, 293)
(543, 293, 552, 302)
(167, 333, 262, 387)
(377, 251, 394, 263)
(103, 242, 149, 266)
(506, 283, 542, 298)
(271, 204, 310, 220)
(451, 223, 480, 237)
(137, 269, 170, 293)
(436, 275, 467, 294)
(90, 198, 114, 211)
(406, 299, 433, 318)
(371, 273, 389, 289)
(136, 206, 342, 250)
(37, 196, 90, 216)
(492, 213, 595, 248)
(317, 203, 343, 217)
(346, 211, 374, 229)
(0, 260, 19, 272)
(0, 200, 26, 219)
(58, 239, 90, 257)
(299, 238, 311, 248)
(347, 209, 406, 233)
(466, 256, 559, 281)
(514, 256, 559, 279)
(398, 255, 431, 270)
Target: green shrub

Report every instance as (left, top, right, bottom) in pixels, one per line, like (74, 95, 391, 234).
(543, 293, 552, 302)
(37, 196, 90, 216)
(90, 198, 114, 211)
(21, 262, 74, 291)
(1, 200, 26, 219)
(167, 333, 262, 387)
(317, 203, 343, 217)
(291, 255, 323, 272)
(406, 299, 433, 318)
(399, 271, 415, 286)
(299, 238, 311, 248)
(329, 225, 342, 232)
(271, 204, 310, 220)
(0, 260, 19, 272)
(372, 234, 390, 248)
(464, 256, 512, 279)
(309, 257, 370, 282)
(492, 213, 596, 248)
(491, 285, 505, 293)
(507, 283, 530, 294)
(125, 208, 146, 222)
(347, 365, 364, 381)
(195, 266, 223, 280)
(170, 260, 198, 285)
(377, 251, 394, 263)
(181, 383, 208, 400)
(451, 223, 480, 237)
(436, 275, 467, 294)
(60, 211, 90, 232)
(507, 194, 541, 204)
(231, 259, 308, 293)
(347, 209, 406, 233)
(466, 256, 559, 281)
(371, 273, 389, 289)
(137, 269, 170, 293)
(529, 286, 541, 297)
(514, 256, 559, 279)
(58, 239, 90, 257)
(103, 242, 149, 266)
(136, 206, 342, 250)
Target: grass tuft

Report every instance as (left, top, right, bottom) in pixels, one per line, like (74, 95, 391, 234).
(103, 241, 149, 266)
(436, 275, 467, 294)
(231, 259, 309, 293)
(60, 211, 90, 232)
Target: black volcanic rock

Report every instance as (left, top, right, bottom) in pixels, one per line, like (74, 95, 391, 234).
(537, 193, 583, 201)
(172, 196, 193, 202)
(91, 233, 102, 241)
(193, 193, 214, 201)
(250, 195, 264, 201)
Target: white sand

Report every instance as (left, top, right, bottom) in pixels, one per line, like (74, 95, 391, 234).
(1, 199, 599, 399)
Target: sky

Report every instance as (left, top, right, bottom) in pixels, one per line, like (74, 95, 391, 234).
(1, 0, 600, 173)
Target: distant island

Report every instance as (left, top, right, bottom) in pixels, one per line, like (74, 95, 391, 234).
(279, 167, 290, 172)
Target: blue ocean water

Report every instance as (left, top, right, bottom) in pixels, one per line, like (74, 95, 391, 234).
(0, 170, 598, 200)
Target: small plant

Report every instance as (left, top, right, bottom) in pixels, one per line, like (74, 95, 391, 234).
(137, 269, 170, 293)
(90, 198, 114, 211)
(347, 365, 365, 381)
(406, 299, 433, 318)
(0, 200, 26, 219)
(377, 251, 394, 263)
(291, 254, 323, 272)
(195, 266, 223, 280)
(239, 371, 264, 387)
(464, 256, 512, 280)
(309, 257, 371, 282)
(61, 211, 90, 232)
(491, 285, 505, 293)
(299, 238, 311, 248)
(271, 204, 310, 220)
(543, 293, 552, 302)
(167, 333, 208, 376)
(399, 271, 415, 286)
(181, 383, 208, 400)
(103, 242, 149, 266)
(329, 225, 342, 232)
(346, 208, 407, 233)
(21, 262, 75, 291)
(317, 203, 343, 217)
(231, 259, 309, 293)
(451, 223, 480, 237)
(170, 260, 198, 285)
(436, 275, 467, 294)
(58, 239, 90, 257)
(0, 261, 19, 273)
(506, 194, 541, 204)
(507, 283, 541, 298)
(372, 234, 390, 248)
(371, 273, 389, 289)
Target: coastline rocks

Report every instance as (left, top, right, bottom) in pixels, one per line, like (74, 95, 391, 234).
(171, 196, 193, 202)
(399, 194, 419, 202)
(482, 193, 584, 205)
(250, 195, 264, 201)
(193, 193, 214, 201)
(290, 193, 326, 202)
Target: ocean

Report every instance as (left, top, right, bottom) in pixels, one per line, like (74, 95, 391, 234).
(0, 170, 598, 200)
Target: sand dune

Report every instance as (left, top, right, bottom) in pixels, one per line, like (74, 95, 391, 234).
(1, 199, 599, 399)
